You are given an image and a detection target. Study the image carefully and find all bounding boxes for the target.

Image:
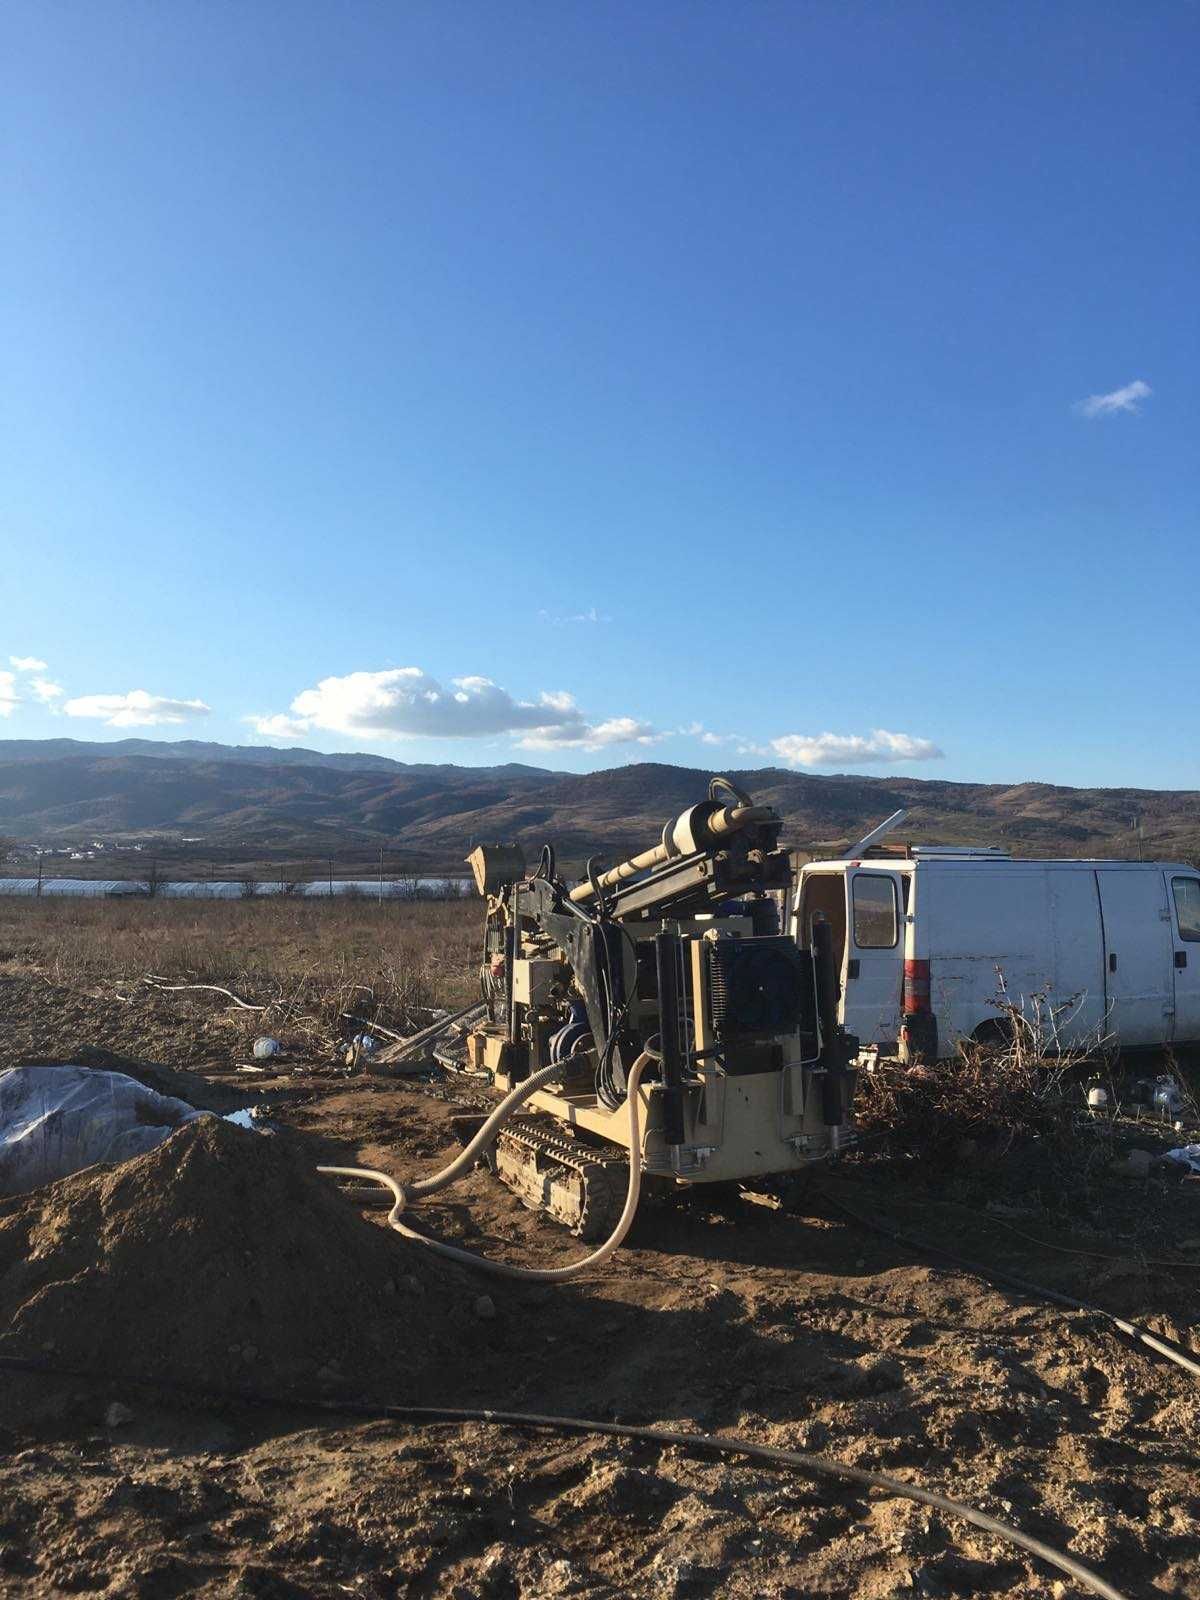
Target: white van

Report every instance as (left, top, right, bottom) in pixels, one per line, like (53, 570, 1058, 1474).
(791, 849, 1200, 1059)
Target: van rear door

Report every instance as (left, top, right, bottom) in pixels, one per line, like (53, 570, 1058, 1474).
(1095, 869, 1174, 1047)
(843, 869, 904, 1045)
(1167, 874, 1200, 1044)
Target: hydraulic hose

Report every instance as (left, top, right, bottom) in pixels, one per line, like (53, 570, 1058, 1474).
(820, 1188, 1200, 1384)
(318, 1051, 654, 1281)
(396, 1407, 1130, 1600)
(0, 1356, 1130, 1600)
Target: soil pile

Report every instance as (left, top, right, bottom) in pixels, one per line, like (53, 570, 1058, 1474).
(0, 1117, 479, 1400)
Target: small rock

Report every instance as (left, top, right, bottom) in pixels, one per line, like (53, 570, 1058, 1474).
(653, 1558, 712, 1596)
(794, 1419, 828, 1450)
(240, 1345, 258, 1363)
(474, 1294, 497, 1321)
(104, 1402, 134, 1428)
(401, 1274, 424, 1295)
(541, 1559, 581, 1595)
(478, 1546, 515, 1597)
(910, 1564, 949, 1596)
(1110, 1148, 1154, 1179)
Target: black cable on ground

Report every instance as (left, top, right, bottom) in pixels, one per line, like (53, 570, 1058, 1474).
(816, 1187, 1200, 1382)
(0, 1355, 1127, 1600)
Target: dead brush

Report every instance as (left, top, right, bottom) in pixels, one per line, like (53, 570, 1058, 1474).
(854, 1044, 1077, 1166)
(854, 973, 1117, 1188)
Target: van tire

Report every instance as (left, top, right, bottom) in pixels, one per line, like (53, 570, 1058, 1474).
(971, 1019, 1014, 1049)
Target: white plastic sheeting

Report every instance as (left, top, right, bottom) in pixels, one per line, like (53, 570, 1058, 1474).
(0, 878, 470, 899)
(0, 1065, 210, 1195)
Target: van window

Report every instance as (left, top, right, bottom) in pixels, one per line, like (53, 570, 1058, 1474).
(800, 873, 848, 971)
(1172, 877, 1200, 942)
(852, 875, 898, 949)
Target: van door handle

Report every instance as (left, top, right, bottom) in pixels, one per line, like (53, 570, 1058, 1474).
(846, 959, 860, 979)
(1176, 951, 1188, 969)
(1109, 953, 1117, 973)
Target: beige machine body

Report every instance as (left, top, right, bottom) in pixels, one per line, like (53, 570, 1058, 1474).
(463, 781, 857, 1233)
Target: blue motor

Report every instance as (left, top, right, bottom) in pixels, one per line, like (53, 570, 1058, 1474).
(549, 998, 592, 1064)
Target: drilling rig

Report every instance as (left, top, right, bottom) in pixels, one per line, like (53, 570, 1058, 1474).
(462, 778, 857, 1239)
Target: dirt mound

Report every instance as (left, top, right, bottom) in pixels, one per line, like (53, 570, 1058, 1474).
(0, 1117, 478, 1401)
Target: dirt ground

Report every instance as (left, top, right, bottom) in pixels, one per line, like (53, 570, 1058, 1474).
(1, 966, 1199, 1598)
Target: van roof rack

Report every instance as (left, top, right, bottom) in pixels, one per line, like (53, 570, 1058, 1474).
(908, 845, 1012, 859)
(834, 813, 1014, 863)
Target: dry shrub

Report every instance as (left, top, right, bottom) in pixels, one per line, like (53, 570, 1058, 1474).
(854, 977, 1115, 1185)
(854, 1044, 1076, 1165)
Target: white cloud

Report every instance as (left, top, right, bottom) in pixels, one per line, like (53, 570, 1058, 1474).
(679, 723, 769, 757)
(1074, 379, 1152, 419)
(62, 690, 212, 728)
(252, 666, 657, 752)
(538, 689, 578, 714)
(1, 658, 60, 714)
(680, 721, 733, 745)
(537, 607, 611, 627)
(247, 713, 312, 741)
(771, 729, 944, 767)
(518, 715, 660, 751)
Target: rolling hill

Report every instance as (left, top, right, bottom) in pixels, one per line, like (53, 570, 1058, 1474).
(1, 739, 1197, 870)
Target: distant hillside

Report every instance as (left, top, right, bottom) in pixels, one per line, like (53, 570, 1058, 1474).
(0, 736, 555, 778)
(0, 739, 1197, 866)
(0, 732, 1196, 864)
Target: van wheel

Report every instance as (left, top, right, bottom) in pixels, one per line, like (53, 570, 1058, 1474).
(971, 1019, 1013, 1050)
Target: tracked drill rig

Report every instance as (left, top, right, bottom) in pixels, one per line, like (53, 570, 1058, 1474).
(463, 778, 857, 1239)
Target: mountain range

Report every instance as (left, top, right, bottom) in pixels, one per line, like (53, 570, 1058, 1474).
(1, 737, 1197, 869)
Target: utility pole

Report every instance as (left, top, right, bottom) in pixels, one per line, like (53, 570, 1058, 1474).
(378, 843, 385, 904)
(36, 850, 43, 899)
(328, 857, 333, 897)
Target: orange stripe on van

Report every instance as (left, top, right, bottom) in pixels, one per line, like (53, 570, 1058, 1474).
(903, 958, 931, 1013)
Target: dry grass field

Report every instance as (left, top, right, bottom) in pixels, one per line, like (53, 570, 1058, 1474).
(0, 894, 482, 1052)
(1, 896, 1199, 1597)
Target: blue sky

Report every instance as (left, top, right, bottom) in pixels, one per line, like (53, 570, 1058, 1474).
(3, 2, 1196, 786)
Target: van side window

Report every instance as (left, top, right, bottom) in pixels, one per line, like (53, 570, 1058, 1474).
(1172, 877, 1200, 942)
(852, 875, 898, 949)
